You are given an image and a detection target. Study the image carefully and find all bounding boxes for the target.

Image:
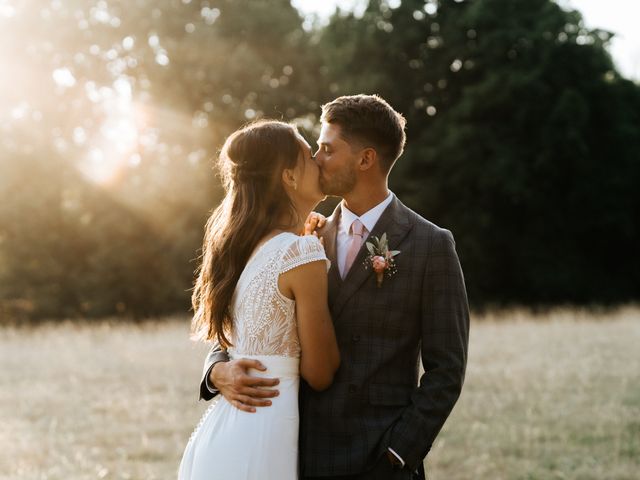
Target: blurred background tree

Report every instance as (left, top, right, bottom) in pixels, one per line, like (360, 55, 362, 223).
(0, 0, 638, 322)
(317, 0, 640, 305)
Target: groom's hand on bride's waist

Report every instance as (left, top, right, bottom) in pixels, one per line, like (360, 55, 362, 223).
(209, 358, 280, 413)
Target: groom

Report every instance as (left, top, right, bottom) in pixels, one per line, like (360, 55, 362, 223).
(199, 94, 469, 479)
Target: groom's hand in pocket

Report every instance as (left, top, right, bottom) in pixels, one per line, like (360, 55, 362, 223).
(210, 358, 280, 413)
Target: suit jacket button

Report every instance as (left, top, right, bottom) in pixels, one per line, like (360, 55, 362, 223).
(348, 384, 357, 393)
(351, 334, 361, 343)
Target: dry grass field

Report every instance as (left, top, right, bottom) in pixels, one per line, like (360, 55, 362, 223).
(1, 307, 639, 480)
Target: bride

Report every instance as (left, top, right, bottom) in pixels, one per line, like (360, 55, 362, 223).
(179, 120, 340, 479)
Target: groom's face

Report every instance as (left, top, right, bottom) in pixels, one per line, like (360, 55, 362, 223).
(315, 122, 359, 196)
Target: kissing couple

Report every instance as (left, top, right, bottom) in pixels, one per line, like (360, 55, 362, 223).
(178, 94, 469, 479)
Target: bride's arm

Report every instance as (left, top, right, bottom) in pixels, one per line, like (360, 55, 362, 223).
(279, 259, 340, 391)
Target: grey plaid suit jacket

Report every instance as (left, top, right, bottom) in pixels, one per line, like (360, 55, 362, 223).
(199, 196, 470, 477)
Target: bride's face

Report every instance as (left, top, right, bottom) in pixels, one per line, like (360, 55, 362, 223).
(291, 134, 324, 204)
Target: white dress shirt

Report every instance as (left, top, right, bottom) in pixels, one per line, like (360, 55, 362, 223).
(337, 191, 394, 278)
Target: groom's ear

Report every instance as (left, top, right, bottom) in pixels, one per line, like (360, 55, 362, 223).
(358, 147, 377, 172)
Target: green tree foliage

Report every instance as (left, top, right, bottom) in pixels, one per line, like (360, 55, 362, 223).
(0, 0, 317, 321)
(1, 0, 638, 321)
(318, 0, 640, 305)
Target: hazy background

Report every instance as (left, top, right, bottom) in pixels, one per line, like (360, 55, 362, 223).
(1, 2, 639, 479)
(1, 0, 638, 322)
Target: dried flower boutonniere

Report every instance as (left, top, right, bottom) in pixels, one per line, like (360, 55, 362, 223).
(365, 233, 400, 287)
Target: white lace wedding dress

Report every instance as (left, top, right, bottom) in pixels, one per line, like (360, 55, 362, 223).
(178, 232, 329, 480)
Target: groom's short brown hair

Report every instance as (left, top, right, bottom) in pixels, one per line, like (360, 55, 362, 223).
(320, 94, 406, 174)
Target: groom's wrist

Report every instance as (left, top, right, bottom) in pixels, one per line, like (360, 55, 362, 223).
(205, 362, 225, 394)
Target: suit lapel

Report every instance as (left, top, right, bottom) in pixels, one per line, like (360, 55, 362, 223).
(331, 196, 413, 318)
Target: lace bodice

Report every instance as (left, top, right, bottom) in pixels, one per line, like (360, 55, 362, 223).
(229, 233, 329, 358)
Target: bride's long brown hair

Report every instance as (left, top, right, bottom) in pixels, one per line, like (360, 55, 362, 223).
(191, 120, 302, 347)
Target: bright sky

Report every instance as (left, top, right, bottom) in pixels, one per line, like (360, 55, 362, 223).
(292, 0, 640, 81)
(563, 0, 640, 80)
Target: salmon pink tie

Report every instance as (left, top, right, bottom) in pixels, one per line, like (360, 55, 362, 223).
(343, 219, 366, 278)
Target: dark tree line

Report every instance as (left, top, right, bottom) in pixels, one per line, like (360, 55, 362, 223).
(0, 0, 638, 322)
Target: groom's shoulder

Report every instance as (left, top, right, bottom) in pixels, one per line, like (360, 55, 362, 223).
(399, 200, 451, 236)
(397, 200, 455, 252)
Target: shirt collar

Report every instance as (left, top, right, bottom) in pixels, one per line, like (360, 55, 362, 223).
(340, 191, 394, 234)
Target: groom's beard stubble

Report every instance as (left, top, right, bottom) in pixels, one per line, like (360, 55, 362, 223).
(319, 165, 357, 197)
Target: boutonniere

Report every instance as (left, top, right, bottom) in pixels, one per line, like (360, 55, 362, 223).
(364, 233, 400, 287)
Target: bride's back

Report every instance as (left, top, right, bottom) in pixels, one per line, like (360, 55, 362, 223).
(230, 232, 327, 358)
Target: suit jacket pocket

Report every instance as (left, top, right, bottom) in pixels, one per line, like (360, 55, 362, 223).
(369, 383, 413, 406)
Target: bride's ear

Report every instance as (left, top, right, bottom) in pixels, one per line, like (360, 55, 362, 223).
(282, 168, 298, 191)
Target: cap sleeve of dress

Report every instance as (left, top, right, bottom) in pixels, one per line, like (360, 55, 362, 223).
(279, 234, 330, 274)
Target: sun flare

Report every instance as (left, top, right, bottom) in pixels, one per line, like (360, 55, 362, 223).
(77, 78, 144, 187)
